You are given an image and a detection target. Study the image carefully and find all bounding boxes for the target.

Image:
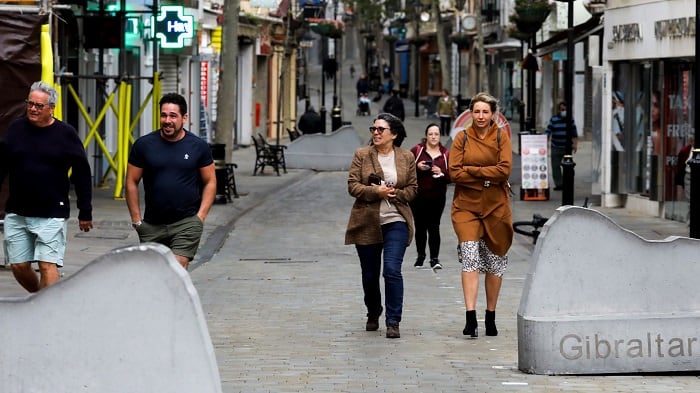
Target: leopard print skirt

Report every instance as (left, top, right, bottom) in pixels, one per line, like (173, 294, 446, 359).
(457, 239, 508, 277)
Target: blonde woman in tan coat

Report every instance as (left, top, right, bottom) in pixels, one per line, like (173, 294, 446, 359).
(345, 113, 417, 339)
(448, 93, 513, 338)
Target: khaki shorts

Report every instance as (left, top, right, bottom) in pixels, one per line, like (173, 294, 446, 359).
(136, 215, 204, 259)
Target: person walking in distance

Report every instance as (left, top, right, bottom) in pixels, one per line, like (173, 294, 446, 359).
(436, 89, 456, 136)
(126, 93, 216, 270)
(345, 113, 417, 339)
(545, 101, 578, 191)
(448, 92, 513, 338)
(297, 106, 323, 134)
(0, 81, 93, 292)
(382, 88, 405, 122)
(409, 123, 449, 270)
(356, 74, 369, 98)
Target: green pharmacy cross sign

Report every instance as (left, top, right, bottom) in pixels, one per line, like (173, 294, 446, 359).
(151, 5, 194, 49)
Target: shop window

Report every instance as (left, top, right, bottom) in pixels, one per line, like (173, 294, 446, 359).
(662, 62, 695, 222)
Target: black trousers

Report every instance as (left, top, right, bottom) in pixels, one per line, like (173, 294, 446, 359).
(409, 194, 447, 259)
(439, 116, 452, 136)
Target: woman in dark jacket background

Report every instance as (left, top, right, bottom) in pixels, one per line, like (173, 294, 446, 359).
(409, 123, 450, 270)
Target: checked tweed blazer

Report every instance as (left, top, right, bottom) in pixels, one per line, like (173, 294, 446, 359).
(345, 145, 418, 246)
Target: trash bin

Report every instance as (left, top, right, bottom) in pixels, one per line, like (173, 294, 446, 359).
(331, 106, 342, 132)
(209, 143, 228, 204)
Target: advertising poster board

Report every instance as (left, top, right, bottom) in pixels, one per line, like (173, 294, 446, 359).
(520, 134, 550, 201)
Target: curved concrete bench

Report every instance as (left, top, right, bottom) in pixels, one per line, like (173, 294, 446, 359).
(285, 125, 365, 171)
(518, 206, 700, 375)
(0, 243, 222, 393)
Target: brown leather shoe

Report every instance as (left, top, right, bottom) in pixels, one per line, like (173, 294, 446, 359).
(366, 317, 379, 331)
(366, 306, 383, 331)
(386, 325, 400, 338)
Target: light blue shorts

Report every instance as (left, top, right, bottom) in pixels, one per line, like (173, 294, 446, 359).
(3, 213, 67, 266)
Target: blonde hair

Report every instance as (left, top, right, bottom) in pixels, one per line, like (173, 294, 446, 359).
(469, 92, 499, 114)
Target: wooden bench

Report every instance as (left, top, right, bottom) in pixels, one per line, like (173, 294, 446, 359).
(252, 134, 287, 176)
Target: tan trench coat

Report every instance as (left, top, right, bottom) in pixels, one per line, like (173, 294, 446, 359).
(345, 145, 418, 246)
(448, 123, 513, 256)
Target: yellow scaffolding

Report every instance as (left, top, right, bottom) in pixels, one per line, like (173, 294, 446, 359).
(40, 19, 163, 200)
(63, 76, 161, 199)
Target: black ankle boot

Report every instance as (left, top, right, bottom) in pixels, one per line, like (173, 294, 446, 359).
(463, 310, 478, 338)
(485, 310, 498, 336)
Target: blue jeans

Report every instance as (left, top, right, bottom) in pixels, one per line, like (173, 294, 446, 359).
(355, 221, 409, 326)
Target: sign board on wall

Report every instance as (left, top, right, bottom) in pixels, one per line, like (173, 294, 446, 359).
(251, 0, 280, 7)
(200, 62, 209, 107)
(605, 0, 695, 61)
(151, 5, 194, 49)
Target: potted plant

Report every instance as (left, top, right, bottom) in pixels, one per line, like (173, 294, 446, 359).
(449, 32, 472, 49)
(506, 24, 533, 41)
(408, 36, 427, 47)
(384, 34, 398, 43)
(308, 18, 345, 38)
(510, 0, 553, 35)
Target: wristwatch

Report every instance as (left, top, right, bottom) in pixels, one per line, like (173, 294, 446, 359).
(131, 220, 142, 229)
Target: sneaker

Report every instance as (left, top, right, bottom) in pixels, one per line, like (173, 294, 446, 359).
(386, 325, 400, 338)
(414, 255, 425, 267)
(430, 258, 442, 270)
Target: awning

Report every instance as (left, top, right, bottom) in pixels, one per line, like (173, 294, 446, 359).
(535, 14, 603, 56)
(483, 39, 522, 50)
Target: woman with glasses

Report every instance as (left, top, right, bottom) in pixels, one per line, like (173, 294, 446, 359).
(448, 92, 513, 338)
(345, 113, 417, 339)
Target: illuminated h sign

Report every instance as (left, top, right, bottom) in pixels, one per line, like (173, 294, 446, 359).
(151, 5, 194, 49)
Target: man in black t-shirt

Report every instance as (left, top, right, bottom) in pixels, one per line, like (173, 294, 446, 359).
(0, 81, 93, 292)
(126, 93, 216, 270)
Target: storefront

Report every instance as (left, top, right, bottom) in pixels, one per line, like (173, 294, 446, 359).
(604, 0, 695, 222)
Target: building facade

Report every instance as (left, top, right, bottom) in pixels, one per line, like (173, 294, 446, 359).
(603, 0, 695, 222)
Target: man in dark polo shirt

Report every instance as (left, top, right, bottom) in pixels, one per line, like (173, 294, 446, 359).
(125, 93, 216, 270)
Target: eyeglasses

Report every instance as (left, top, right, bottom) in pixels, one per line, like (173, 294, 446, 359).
(25, 100, 49, 110)
(369, 126, 390, 134)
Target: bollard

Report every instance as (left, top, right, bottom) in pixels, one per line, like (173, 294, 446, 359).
(331, 106, 342, 132)
(209, 143, 227, 204)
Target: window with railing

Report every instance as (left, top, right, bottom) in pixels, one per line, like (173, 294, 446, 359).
(481, 0, 500, 24)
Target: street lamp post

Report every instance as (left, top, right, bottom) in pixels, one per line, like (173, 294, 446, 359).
(413, 0, 422, 117)
(559, 0, 576, 205)
(331, 1, 343, 132)
(332, 0, 338, 108)
(455, 0, 466, 99)
(320, 35, 327, 134)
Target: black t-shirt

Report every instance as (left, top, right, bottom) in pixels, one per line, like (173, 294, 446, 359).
(129, 130, 213, 224)
(0, 117, 92, 220)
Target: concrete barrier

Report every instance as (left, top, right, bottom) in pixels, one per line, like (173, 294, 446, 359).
(518, 206, 700, 375)
(0, 243, 222, 393)
(285, 125, 365, 171)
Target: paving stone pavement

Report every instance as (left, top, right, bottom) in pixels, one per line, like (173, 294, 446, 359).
(187, 165, 700, 393)
(1, 61, 699, 391)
